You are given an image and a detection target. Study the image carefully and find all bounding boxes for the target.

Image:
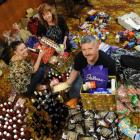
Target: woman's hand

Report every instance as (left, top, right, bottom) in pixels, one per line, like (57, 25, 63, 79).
(32, 49, 46, 73)
(38, 49, 46, 58)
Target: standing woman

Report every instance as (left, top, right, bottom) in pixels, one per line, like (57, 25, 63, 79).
(9, 41, 47, 96)
(38, 3, 71, 51)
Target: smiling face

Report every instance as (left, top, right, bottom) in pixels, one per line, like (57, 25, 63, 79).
(81, 41, 99, 64)
(43, 11, 53, 24)
(14, 43, 28, 58)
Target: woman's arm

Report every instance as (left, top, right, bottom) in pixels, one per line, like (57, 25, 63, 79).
(32, 50, 45, 73)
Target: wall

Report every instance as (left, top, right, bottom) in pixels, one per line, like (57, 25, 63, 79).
(0, 0, 45, 38)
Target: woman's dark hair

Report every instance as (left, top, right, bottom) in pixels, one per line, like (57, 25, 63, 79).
(0, 38, 10, 64)
(10, 41, 23, 51)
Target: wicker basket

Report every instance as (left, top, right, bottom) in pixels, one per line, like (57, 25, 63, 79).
(80, 93, 116, 111)
(80, 76, 117, 111)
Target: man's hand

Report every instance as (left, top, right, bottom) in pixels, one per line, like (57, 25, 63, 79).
(50, 78, 59, 87)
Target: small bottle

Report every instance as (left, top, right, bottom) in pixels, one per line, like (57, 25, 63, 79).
(6, 109, 10, 113)
(7, 126, 12, 132)
(0, 132, 3, 139)
(16, 110, 21, 114)
(5, 121, 9, 126)
(20, 128, 24, 132)
(9, 119, 13, 125)
(5, 113, 10, 118)
(3, 102, 8, 108)
(3, 125, 7, 130)
(13, 129, 17, 134)
(12, 117, 17, 122)
(4, 117, 8, 121)
(9, 109, 14, 116)
(0, 123, 3, 132)
(0, 104, 4, 109)
(2, 108, 6, 112)
(8, 101, 12, 107)
(6, 133, 12, 140)
(13, 134, 18, 140)
(13, 124, 17, 129)
(0, 115, 3, 120)
(17, 119, 22, 124)
(17, 114, 22, 119)
(3, 131, 7, 136)
(20, 131, 25, 138)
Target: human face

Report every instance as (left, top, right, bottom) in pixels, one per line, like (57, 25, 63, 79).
(14, 43, 28, 58)
(81, 41, 99, 64)
(43, 11, 53, 23)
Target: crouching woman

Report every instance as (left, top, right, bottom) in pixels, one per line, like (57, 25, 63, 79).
(9, 41, 47, 96)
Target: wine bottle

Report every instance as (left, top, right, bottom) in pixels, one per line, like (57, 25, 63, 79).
(28, 47, 42, 54)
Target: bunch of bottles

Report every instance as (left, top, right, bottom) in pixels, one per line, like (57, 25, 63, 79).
(31, 90, 69, 135)
(47, 66, 72, 82)
(0, 101, 32, 140)
(30, 111, 50, 138)
(47, 67, 63, 81)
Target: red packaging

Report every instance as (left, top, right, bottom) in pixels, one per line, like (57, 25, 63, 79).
(30, 44, 55, 64)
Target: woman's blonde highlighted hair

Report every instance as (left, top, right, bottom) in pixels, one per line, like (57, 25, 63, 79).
(38, 3, 58, 26)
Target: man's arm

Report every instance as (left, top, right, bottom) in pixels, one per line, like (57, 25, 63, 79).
(66, 69, 80, 86)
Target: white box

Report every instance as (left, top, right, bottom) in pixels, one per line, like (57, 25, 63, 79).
(118, 12, 140, 31)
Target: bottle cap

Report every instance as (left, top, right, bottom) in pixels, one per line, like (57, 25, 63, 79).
(8, 102, 12, 105)
(17, 119, 22, 124)
(4, 117, 8, 121)
(16, 110, 20, 114)
(6, 109, 10, 112)
(17, 114, 22, 118)
(4, 102, 7, 106)
(20, 128, 24, 131)
(4, 125, 7, 129)
(9, 119, 13, 123)
(13, 129, 17, 133)
(14, 135, 18, 139)
(6, 133, 10, 137)
(13, 117, 16, 121)
(13, 124, 17, 128)
(8, 126, 12, 130)
(21, 132, 24, 136)
(2, 108, 6, 111)
(6, 113, 10, 118)
(3, 131, 7, 135)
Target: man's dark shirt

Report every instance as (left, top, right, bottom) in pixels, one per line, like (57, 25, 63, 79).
(74, 50, 116, 75)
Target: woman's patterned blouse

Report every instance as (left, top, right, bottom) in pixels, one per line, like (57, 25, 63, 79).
(9, 60, 32, 93)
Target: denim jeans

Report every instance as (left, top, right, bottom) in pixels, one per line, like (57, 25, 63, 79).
(68, 75, 83, 98)
(27, 64, 46, 95)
